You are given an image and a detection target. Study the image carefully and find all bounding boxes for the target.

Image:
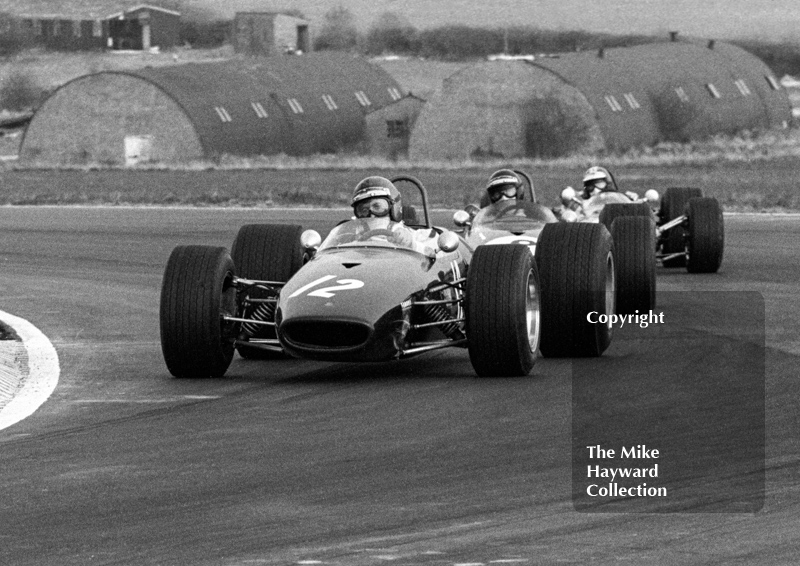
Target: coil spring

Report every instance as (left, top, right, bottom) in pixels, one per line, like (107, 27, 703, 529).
(423, 303, 463, 339)
(241, 302, 275, 338)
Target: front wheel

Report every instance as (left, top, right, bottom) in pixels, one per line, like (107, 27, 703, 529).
(160, 245, 237, 378)
(466, 244, 541, 377)
(535, 223, 615, 357)
(659, 187, 702, 267)
(686, 198, 724, 273)
(611, 216, 656, 315)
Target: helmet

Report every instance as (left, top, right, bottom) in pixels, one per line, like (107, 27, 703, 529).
(583, 166, 612, 185)
(351, 176, 402, 222)
(486, 169, 522, 203)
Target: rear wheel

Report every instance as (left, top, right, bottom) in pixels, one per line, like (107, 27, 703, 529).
(659, 187, 702, 267)
(231, 224, 305, 358)
(466, 244, 541, 377)
(686, 198, 724, 273)
(160, 246, 237, 378)
(535, 223, 615, 357)
(611, 216, 656, 314)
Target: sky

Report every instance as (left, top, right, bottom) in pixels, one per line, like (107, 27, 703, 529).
(193, 0, 800, 42)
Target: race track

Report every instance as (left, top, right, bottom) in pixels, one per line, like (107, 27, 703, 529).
(0, 206, 797, 565)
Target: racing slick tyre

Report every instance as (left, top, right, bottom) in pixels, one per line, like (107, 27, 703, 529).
(535, 223, 615, 358)
(160, 245, 237, 378)
(599, 202, 651, 233)
(659, 187, 702, 267)
(686, 197, 724, 273)
(466, 244, 541, 377)
(610, 216, 656, 315)
(231, 224, 304, 359)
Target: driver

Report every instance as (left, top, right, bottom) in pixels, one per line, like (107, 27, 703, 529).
(348, 176, 415, 247)
(581, 166, 615, 199)
(485, 169, 523, 204)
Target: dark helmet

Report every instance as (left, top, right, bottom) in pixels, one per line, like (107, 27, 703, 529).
(486, 169, 523, 203)
(351, 176, 402, 221)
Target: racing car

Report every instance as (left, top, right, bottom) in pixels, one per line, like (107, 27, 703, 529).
(559, 182, 724, 269)
(159, 175, 616, 379)
(451, 169, 642, 320)
(557, 168, 724, 313)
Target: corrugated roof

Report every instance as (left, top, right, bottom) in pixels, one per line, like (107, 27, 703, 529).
(122, 52, 403, 156)
(532, 39, 790, 145)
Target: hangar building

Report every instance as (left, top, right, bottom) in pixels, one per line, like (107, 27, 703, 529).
(19, 53, 405, 164)
(409, 38, 792, 160)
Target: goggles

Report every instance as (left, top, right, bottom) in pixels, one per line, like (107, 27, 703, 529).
(354, 197, 391, 218)
(490, 185, 518, 202)
(586, 179, 608, 190)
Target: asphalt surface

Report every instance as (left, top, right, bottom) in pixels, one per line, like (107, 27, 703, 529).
(0, 207, 797, 565)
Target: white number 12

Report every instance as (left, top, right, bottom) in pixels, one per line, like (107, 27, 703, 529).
(288, 275, 365, 298)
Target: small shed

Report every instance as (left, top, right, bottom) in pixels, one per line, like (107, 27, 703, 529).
(233, 12, 310, 56)
(365, 93, 425, 158)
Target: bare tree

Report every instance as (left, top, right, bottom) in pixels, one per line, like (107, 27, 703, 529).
(314, 5, 360, 51)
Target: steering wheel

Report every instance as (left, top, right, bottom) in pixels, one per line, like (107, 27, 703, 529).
(494, 202, 529, 218)
(358, 228, 397, 241)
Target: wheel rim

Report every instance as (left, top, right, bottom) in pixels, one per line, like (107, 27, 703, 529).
(604, 252, 615, 327)
(525, 268, 541, 352)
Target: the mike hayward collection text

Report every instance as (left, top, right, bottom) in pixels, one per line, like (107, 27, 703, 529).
(585, 445, 668, 497)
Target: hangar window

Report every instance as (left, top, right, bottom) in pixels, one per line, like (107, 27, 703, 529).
(734, 79, 751, 96)
(322, 94, 338, 111)
(355, 91, 372, 107)
(251, 102, 268, 118)
(214, 106, 232, 122)
(32, 19, 42, 36)
(604, 95, 623, 112)
(623, 93, 641, 109)
(52, 20, 61, 36)
(92, 20, 103, 37)
(706, 83, 721, 98)
(675, 87, 690, 103)
(387, 120, 407, 138)
(287, 98, 304, 113)
(387, 87, 402, 101)
(766, 75, 781, 90)
(72, 20, 82, 38)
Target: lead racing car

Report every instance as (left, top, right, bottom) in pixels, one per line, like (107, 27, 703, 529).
(159, 175, 615, 379)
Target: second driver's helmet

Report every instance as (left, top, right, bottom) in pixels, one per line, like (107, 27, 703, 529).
(486, 169, 522, 204)
(582, 166, 613, 197)
(351, 176, 402, 222)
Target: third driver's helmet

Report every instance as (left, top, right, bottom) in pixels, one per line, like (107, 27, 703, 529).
(582, 166, 613, 197)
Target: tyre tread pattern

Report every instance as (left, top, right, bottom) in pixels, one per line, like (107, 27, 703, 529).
(160, 245, 235, 378)
(686, 197, 724, 273)
(535, 223, 614, 358)
(611, 216, 656, 314)
(466, 244, 538, 377)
